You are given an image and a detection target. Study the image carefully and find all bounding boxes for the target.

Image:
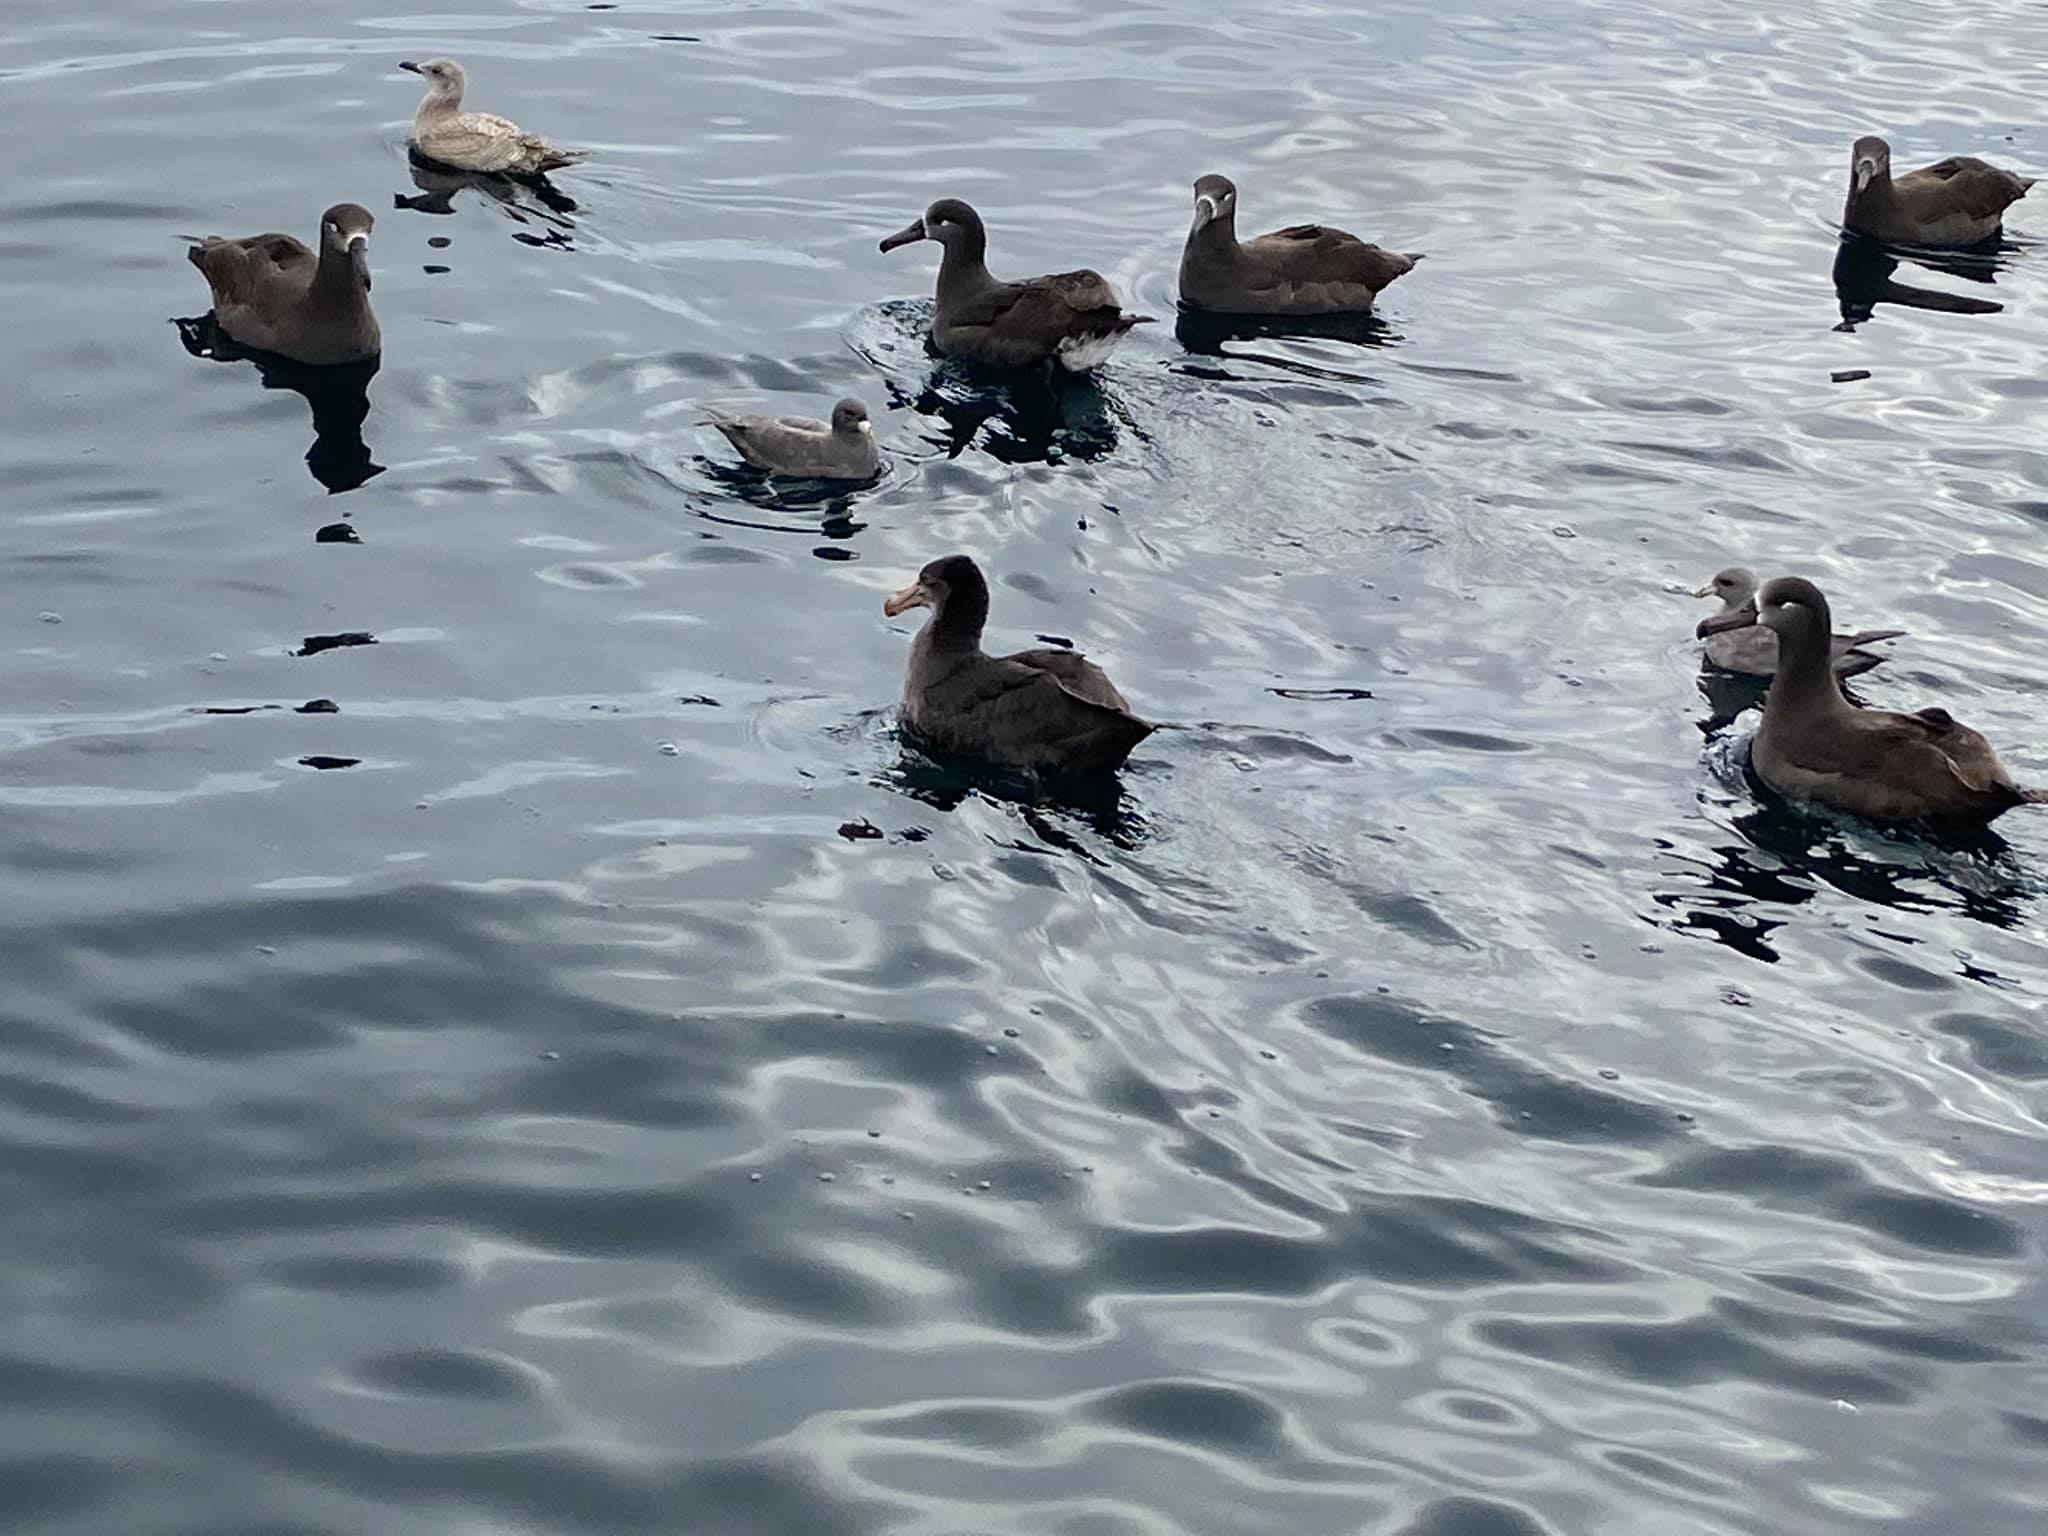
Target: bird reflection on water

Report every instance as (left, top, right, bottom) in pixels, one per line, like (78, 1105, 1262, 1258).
(173, 314, 382, 493)
(854, 299, 1126, 465)
(1832, 232, 2007, 329)
(687, 462, 871, 546)
(1659, 742, 2034, 963)
(395, 154, 579, 228)
(1174, 304, 1397, 357)
(878, 741, 1150, 851)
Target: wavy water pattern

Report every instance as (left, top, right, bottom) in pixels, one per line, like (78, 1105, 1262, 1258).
(2, 0, 2047, 1532)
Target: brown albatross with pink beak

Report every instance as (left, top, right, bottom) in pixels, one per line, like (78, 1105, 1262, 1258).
(883, 554, 1152, 778)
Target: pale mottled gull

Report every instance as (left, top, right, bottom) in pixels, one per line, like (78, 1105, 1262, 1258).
(400, 58, 586, 178)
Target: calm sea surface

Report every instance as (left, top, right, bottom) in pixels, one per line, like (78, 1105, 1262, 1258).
(4, 0, 2047, 1531)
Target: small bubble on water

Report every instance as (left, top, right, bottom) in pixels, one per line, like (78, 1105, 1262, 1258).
(37, 611, 61, 624)
(657, 740, 680, 757)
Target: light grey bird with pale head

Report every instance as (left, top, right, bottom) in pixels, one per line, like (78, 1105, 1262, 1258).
(400, 58, 586, 178)
(1693, 566, 1905, 679)
(700, 398, 881, 481)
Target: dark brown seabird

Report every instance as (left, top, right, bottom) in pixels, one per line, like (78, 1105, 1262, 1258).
(1842, 135, 2033, 248)
(187, 203, 380, 366)
(882, 554, 1153, 778)
(879, 199, 1149, 372)
(1693, 566, 1905, 680)
(1178, 173, 1421, 315)
(1699, 575, 2048, 824)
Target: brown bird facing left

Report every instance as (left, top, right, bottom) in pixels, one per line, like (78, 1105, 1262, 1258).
(1699, 575, 2048, 824)
(883, 553, 1152, 779)
(1842, 135, 2033, 248)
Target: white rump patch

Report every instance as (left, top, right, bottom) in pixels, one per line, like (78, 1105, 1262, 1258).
(1055, 332, 1122, 372)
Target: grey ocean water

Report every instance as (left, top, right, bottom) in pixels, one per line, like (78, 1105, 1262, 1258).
(3, 0, 2047, 1531)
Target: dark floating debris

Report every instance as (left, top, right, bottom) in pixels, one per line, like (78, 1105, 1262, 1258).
(315, 522, 360, 544)
(1831, 368, 1872, 383)
(298, 755, 360, 771)
(838, 818, 886, 841)
(1034, 634, 1074, 649)
(813, 546, 858, 562)
(677, 694, 721, 708)
(294, 632, 376, 658)
(423, 264, 451, 275)
(197, 705, 278, 716)
(296, 699, 340, 714)
(1268, 687, 1375, 701)
(427, 236, 451, 249)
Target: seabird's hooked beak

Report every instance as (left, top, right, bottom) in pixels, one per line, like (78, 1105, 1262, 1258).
(878, 219, 927, 253)
(347, 232, 371, 290)
(1191, 192, 1221, 230)
(398, 59, 423, 74)
(882, 579, 930, 618)
(1690, 583, 1714, 599)
(1853, 156, 1879, 193)
(1696, 600, 1759, 639)
(857, 419, 874, 436)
